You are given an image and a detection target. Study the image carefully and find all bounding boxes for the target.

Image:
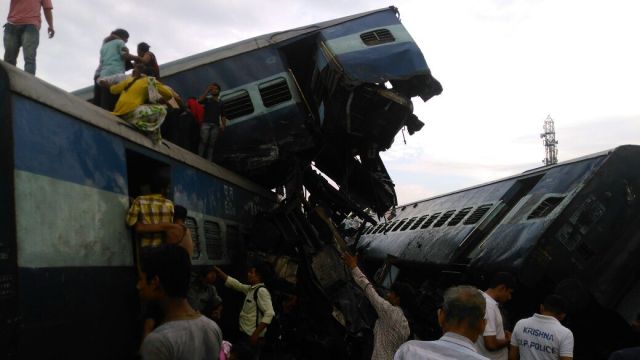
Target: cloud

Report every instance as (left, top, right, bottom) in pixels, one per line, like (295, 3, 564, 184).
(0, 0, 638, 207)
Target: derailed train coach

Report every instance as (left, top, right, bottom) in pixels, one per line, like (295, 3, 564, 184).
(75, 6, 442, 216)
(356, 145, 640, 359)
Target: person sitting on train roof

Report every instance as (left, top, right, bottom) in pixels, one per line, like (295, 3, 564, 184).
(477, 272, 517, 360)
(133, 204, 193, 258)
(126, 169, 174, 248)
(96, 28, 136, 111)
(138, 245, 223, 360)
(110, 64, 174, 144)
(342, 251, 412, 360)
(214, 263, 275, 359)
(198, 83, 227, 161)
(394, 285, 489, 360)
(132, 42, 160, 78)
(509, 294, 574, 360)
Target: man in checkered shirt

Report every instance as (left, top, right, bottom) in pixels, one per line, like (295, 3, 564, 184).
(126, 171, 174, 247)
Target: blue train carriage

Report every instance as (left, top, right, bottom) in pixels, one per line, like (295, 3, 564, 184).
(73, 6, 442, 215)
(0, 62, 277, 358)
(357, 145, 640, 353)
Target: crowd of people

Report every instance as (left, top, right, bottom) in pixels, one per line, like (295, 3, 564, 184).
(91, 28, 227, 153)
(126, 170, 275, 360)
(4, 3, 637, 360)
(123, 170, 577, 360)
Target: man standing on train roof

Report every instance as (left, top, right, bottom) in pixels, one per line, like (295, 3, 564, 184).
(3, 0, 54, 75)
(126, 169, 174, 248)
(477, 272, 517, 360)
(394, 285, 489, 359)
(509, 294, 574, 360)
(198, 83, 228, 161)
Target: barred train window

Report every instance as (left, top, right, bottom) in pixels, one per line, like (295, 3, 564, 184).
(434, 210, 456, 228)
(221, 90, 254, 119)
(360, 28, 395, 46)
(448, 207, 473, 226)
(204, 220, 223, 261)
(259, 77, 292, 107)
(464, 204, 493, 225)
(528, 196, 565, 219)
(185, 217, 200, 259)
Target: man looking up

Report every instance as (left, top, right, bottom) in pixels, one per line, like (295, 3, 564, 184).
(394, 285, 489, 359)
(3, 0, 54, 75)
(477, 272, 517, 360)
(214, 263, 275, 358)
(509, 294, 574, 360)
(138, 245, 222, 359)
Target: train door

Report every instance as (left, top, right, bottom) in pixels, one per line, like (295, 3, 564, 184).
(455, 173, 545, 262)
(125, 149, 172, 264)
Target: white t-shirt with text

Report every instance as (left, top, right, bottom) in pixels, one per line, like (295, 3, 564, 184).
(511, 313, 574, 360)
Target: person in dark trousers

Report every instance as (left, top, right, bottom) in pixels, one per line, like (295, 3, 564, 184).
(3, 0, 55, 75)
(197, 83, 227, 161)
(214, 263, 275, 359)
(138, 245, 222, 359)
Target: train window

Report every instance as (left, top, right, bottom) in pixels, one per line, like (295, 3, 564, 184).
(448, 207, 473, 226)
(382, 221, 395, 233)
(421, 212, 441, 228)
(464, 204, 493, 225)
(204, 220, 223, 260)
(221, 90, 254, 119)
(434, 210, 456, 227)
(527, 196, 565, 219)
(360, 28, 395, 46)
(259, 77, 292, 107)
(185, 217, 200, 260)
(391, 219, 406, 232)
(401, 217, 418, 231)
(410, 214, 429, 230)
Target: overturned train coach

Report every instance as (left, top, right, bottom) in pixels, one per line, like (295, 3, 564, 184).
(356, 145, 640, 359)
(75, 6, 442, 216)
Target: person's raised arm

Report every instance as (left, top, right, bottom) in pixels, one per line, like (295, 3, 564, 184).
(43, 8, 54, 38)
(343, 252, 396, 320)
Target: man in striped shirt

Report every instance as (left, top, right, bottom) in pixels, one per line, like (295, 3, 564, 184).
(126, 172, 174, 247)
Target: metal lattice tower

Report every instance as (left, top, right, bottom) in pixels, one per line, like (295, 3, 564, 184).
(540, 115, 558, 166)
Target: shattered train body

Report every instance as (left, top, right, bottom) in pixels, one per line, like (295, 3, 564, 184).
(76, 6, 442, 216)
(240, 146, 640, 359)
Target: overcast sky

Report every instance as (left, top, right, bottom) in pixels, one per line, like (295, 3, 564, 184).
(3, 0, 639, 204)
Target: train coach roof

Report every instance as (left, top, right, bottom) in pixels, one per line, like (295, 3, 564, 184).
(0, 61, 276, 200)
(72, 6, 399, 99)
(394, 146, 631, 210)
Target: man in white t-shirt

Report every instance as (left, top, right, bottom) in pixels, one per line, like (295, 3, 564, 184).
(137, 245, 223, 360)
(477, 272, 516, 360)
(509, 294, 574, 360)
